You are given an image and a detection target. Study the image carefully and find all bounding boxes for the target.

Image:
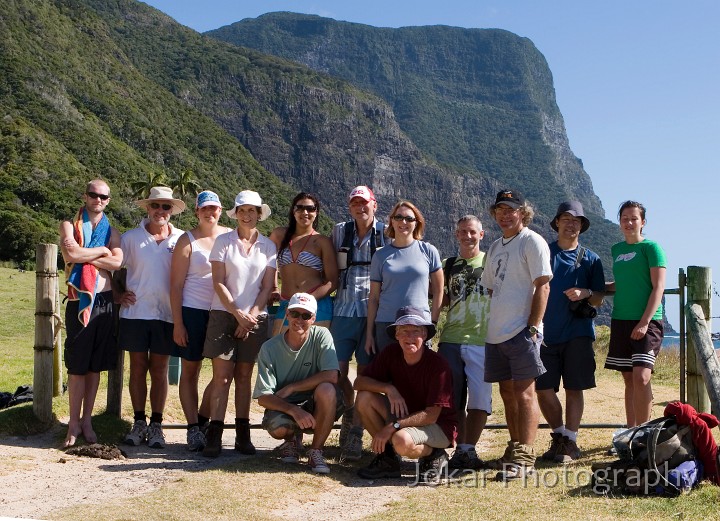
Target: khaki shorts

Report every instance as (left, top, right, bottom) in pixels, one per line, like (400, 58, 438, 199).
(379, 394, 450, 449)
(261, 384, 345, 434)
(203, 310, 269, 363)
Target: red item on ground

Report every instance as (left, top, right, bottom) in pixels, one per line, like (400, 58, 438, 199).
(664, 401, 720, 484)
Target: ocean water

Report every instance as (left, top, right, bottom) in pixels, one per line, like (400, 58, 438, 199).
(662, 335, 720, 350)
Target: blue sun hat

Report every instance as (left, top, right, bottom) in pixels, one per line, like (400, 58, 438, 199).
(195, 190, 222, 209)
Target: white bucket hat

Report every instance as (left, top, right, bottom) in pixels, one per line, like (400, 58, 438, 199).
(135, 186, 186, 215)
(226, 190, 271, 221)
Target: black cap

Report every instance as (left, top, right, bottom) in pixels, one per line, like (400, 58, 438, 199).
(493, 189, 524, 209)
(551, 201, 590, 233)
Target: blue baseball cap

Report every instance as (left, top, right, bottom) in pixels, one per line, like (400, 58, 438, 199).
(195, 190, 222, 209)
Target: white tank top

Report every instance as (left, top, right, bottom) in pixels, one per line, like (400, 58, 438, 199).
(182, 231, 215, 310)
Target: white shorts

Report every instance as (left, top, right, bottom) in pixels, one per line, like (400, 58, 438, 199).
(438, 342, 492, 414)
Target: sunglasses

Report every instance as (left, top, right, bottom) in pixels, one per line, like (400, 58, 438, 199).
(392, 215, 417, 223)
(86, 191, 110, 201)
(149, 202, 174, 211)
(288, 310, 313, 320)
(294, 204, 317, 213)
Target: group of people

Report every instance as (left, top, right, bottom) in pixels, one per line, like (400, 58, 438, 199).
(60, 180, 666, 480)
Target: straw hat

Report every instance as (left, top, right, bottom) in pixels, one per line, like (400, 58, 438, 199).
(135, 186, 186, 215)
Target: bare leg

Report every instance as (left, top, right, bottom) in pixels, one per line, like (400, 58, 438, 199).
(179, 359, 202, 424)
(392, 430, 433, 459)
(309, 383, 337, 449)
(498, 380, 519, 442)
(80, 372, 100, 443)
(564, 390, 585, 433)
(198, 378, 213, 420)
(128, 352, 150, 413)
(233, 362, 254, 419)
(148, 353, 170, 416)
(354, 391, 389, 438)
(209, 358, 235, 422)
(622, 371, 635, 427)
(64, 374, 85, 447)
(463, 409, 488, 445)
(537, 388, 563, 430)
(513, 378, 539, 446)
(632, 367, 653, 425)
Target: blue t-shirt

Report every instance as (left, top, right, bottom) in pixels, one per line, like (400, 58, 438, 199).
(370, 240, 442, 322)
(543, 242, 605, 344)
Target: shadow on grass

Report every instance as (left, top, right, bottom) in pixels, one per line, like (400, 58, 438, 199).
(0, 403, 55, 437)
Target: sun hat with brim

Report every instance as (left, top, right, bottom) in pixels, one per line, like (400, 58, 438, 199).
(195, 190, 222, 209)
(286, 292, 317, 315)
(386, 306, 436, 340)
(226, 190, 271, 221)
(135, 186, 186, 215)
(551, 201, 590, 233)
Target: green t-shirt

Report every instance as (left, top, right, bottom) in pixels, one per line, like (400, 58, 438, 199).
(439, 253, 490, 345)
(611, 239, 666, 320)
(253, 325, 339, 403)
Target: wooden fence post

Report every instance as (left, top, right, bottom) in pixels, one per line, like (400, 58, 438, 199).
(685, 266, 711, 413)
(53, 278, 62, 397)
(686, 303, 720, 415)
(34, 244, 58, 423)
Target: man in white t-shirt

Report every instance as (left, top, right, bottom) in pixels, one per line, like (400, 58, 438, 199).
(479, 190, 552, 480)
(117, 186, 185, 449)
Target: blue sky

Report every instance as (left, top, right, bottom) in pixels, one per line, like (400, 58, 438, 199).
(142, 0, 720, 330)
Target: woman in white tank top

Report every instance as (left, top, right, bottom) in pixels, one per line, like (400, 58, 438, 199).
(170, 190, 231, 451)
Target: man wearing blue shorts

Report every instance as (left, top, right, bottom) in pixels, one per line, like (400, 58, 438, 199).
(480, 190, 552, 480)
(330, 186, 385, 461)
(438, 215, 492, 470)
(537, 202, 605, 463)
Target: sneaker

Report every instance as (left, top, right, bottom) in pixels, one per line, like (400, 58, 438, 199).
(448, 448, 484, 470)
(494, 462, 536, 482)
(147, 422, 166, 449)
(418, 447, 448, 483)
(340, 429, 363, 462)
(279, 432, 303, 464)
(541, 432, 563, 461)
(124, 420, 148, 446)
(555, 436, 581, 463)
(482, 441, 514, 470)
(357, 453, 401, 479)
(186, 426, 206, 452)
(338, 407, 354, 447)
(307, 448, 330, 474)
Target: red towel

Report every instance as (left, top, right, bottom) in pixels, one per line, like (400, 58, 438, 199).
(664, 401, 720, 484)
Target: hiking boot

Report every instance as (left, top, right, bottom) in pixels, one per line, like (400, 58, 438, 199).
(357, 453, 402, 479)
(555, 436, 581, 463)
(234, 422, 256, 455)
(338, 407, 354, 447)
(279, 432, 303, 463)
(124, 420, 148, 446)
(147, 422, 166, 449)
(186, 425, 206, 452)
(340, 429, 364, 462)
(482, 440, 514, 470)
(494, 462, 536, 482)
(541, 432, 564, 461)
(418, 447, 449, 483)
(202, 422, 223, 458)
(307, 448, 330, 474)
(448, 448, 484, 470)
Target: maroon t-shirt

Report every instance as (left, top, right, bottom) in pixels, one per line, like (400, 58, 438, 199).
(363, 343, 457, 445)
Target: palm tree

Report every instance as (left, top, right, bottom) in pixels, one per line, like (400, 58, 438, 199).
(130, 171, 168, 199)
(170, 169, 201, 201)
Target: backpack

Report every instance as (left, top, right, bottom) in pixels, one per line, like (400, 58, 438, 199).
(338, 220, 385, 288)
(592, 416, 698, 496)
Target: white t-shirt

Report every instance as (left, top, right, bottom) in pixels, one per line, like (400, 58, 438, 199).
(480, 227, 552, 343)
(120, 219, 184, 322)
(209, 230, 277, 313)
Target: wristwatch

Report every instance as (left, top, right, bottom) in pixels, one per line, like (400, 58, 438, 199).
(527, 325, 539, 335)
(392, 421, 401, 430)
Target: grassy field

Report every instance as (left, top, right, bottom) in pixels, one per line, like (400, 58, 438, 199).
(1, 266, 719, 520)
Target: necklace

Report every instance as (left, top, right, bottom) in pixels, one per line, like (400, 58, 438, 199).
(501, 232, 520, 246)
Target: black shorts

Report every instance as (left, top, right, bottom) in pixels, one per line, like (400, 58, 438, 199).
(119, 318, 178, 356)
(64, 290, 117, 375)
(605, 319, 663, 371)
(536, 336, 596, 392)
(174, 307, 210, 362)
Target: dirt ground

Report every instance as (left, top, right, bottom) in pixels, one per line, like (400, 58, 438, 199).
(0, 415, 419, 521)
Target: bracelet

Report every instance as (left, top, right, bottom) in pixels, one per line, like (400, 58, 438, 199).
(587, 289, 593, 299)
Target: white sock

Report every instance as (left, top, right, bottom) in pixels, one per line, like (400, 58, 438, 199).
(458, 443, 475, 453)
(565, 430, 578, 442)
(552, 426, 566, 436)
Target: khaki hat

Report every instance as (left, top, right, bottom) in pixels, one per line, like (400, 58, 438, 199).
(135, 186, 186, 215)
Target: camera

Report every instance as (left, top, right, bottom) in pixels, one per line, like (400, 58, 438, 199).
(569, 298, 597, 319)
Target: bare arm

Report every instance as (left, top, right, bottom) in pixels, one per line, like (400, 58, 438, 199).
(631, 266, 666, 340)
(528, 275, 551, 328)
(59, 220, 111, 265)
(365, 281, 381, 355)
(354, 374, 408, 418)
(275, 370, 339, 399)
(249, 267, 277, 318)
(170, 233, 192, 347)
(564, 287, 605, 307)
(313, 235, 338, 299)
(429, 268, 444, 323)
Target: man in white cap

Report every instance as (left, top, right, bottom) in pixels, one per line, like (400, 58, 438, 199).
(253, 293, 343, 474)
(118, 186, 185, 449)
(330, 185, 386, 461)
